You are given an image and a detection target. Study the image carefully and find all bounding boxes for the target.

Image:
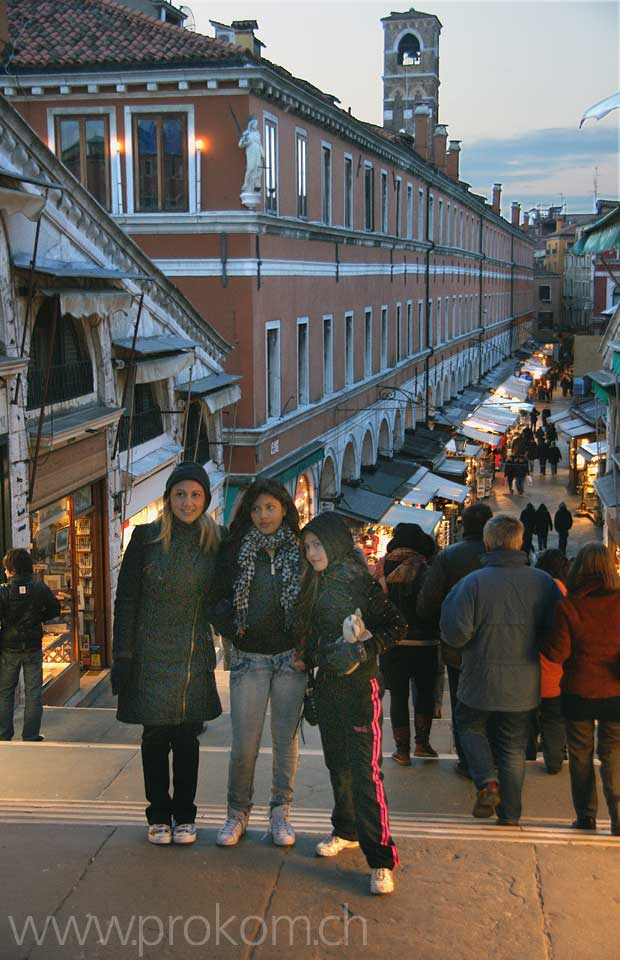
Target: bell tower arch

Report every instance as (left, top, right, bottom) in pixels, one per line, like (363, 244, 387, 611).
(381, 8, 442, 136)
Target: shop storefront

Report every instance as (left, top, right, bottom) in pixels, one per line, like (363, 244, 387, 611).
(576, 440, 607, 521)
(400, 469, 470, 547)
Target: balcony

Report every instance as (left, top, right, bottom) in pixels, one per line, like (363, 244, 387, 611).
(26, 361, 93, 410)
(117, 406, 164, 452)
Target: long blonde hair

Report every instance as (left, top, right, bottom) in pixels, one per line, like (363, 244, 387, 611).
(567, 541, 620, 593)
(155, 499, 220, 554)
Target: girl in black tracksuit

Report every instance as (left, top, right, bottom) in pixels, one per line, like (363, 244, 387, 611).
(297, 513, 405, 894)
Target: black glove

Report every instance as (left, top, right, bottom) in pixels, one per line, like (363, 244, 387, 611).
(110, 658, 132, 696)
(324, 639, 368, 676)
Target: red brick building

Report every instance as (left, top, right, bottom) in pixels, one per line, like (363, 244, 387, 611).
(5, 0, 534, 522)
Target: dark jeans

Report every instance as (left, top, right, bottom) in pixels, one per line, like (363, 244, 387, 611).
(565, 719, 620, 820)
(537, 532, 549, 550)
(558, 532, 569, 554)
(529, 698, 566, 771)
(0, 648, 43, 740)
(141, 722, 203, 825)
(316, 671, 398, 869)
(447, 664, 466, 765)
(382, 645, 438, 728)
(456, 701, 532, 822)
(550, 463, 558, 476)
(515, 476, 525, 495)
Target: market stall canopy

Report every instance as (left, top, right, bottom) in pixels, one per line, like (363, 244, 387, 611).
(494, 376, 531, 401)
(579, 440, 608, 462)
(594, 471, 620, 509)
(380, 503, 444, 535)
(478, 402, 521, 426)
(463, 415, 510, 435)
(445, 438, 484, 458)
(551, 414, 596, 439)
(572, 204, 620, 255)
(401, 470, 470, 505)
(336, 485, 443, 534)
(460, 425, 501, 448)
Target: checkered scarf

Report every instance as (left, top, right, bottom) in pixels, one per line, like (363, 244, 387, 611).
(233, 524, 300, 635)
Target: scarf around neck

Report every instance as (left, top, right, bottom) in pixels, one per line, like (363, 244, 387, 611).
(233, 524, 300, 635)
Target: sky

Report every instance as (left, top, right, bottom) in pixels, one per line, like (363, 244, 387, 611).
(188, 0, 619, 214)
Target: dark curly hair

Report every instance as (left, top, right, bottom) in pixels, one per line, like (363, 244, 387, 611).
(228, 479, 300, 541)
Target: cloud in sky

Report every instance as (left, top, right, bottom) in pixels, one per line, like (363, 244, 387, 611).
(460, 124, 619, 212)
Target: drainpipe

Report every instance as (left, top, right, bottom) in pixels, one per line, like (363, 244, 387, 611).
(510, 231, 515, 353)
(478, 213, 486, 381)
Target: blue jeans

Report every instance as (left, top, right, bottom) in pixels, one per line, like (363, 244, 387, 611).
(227, 647, 307, 816)
(456, 701, 532, 822)
(0, 649, 44, 740)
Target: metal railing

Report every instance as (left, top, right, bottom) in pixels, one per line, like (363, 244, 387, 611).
(117, 407, 164, 452)
(26, 361, 94, 410)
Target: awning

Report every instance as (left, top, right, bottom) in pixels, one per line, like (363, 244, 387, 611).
(261, 440, 324, 484)
(401, 470, 470, 505)
(28, 403, 123, 445)
(114, 336, 198, 385)
(134, 353, 194, 385)
(41, 288, 133, 318)
(120, 440, 182, 480)
(445, 438, 483, 458)
(336, 487, 394, 523)
(12, 253, 144, 280)
(594, 471, 620, 509)
(114, 335, 197, 355)
(579, 440, 608, 462)
(478, 403, 520, 427)
(463, 416, 509, 435)
(380, 504, 444, 535)
(175, 372, 241, 396)
(494, 376, 531, 401)
(203, 383, 241, 414)
(573, 205, 620, 255)
(553, 416, 596, 439)
(0, 185, 46, 221)
(436, 456, 469, 478)
(460, 425, 501, 448)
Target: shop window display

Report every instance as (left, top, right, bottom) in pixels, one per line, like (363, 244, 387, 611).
(294, 474, 313, 527)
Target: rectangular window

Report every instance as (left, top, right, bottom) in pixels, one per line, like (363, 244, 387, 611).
(406, 184, 413, 239)
(381, 171, 388, 233)
(436, 298, 442, 342)
(438, 198, 444, 245)
(407, 301, 414, 356)
(444, 297, 450, 342)
(395, 178, 402, 237)
(296, 131, 307, 218)
(321, 143, 332, 225)
(323, 316, 334, 395)
(133, 112, 188, 212)
(446, 203, 450, 247)
(364, 164, 375, 231)
(395, 303, 402, 361)
(417, 188, 425, 240)
(364, 309, 372, 376)
(297, 319, 309, 406)
(418, 300, 425, 351)
(428, 193, 435, 242)
(344, 312, 354, 386)
(459, 296, 463, 335)
(539, 285, 551, 302)
(264, 117, 278, 214)
(380, 306, 388, 368)
(344, 155, 353, 229)
(266, 325, 280, 420)
(56, 115, 111, 210)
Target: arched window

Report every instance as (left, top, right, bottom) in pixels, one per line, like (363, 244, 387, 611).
(27, 299, 93, 409)
(397, 33, 421, 66)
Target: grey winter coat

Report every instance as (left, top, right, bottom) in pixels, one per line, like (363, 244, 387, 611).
(439, 550, 562, 711)
(113, 518, 221, 725)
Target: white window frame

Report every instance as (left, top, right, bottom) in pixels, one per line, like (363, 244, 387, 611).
(395, 302, 402, 361)
(381, 170, 389, 234)
(380, 305, 389, 369)
(295, 128, 308, 219)
(428, 192, 435, 242)
(427, 299, 433, 347)
(344, 311, 355, 386)
(264, 112, 279, 215)
(438, 198, 444, 245)
(444, 297, 450, 342)
(323, 314, 334, 396)
(452, 295, 457, 337)
(406, 183, 413, 240)
(417, 187, 425, 240)
(395, 176, 402, 238)
(123, 102, 196, 216)
(47, 105, 121, 214)
(364, 162, 375, 232)
(296, 317, 309, 407)
(321, 140, 332, 226)
(265, 321, 281, 421)
(436, 297, 442, 343)
(418, 299, 425, 351)
(364, 308, 373, 377)
(344, 152, 353, 230)
(406, 300, 414, 356)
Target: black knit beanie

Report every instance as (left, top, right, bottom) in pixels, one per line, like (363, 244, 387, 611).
(164, 461, 211, 511)
(303, 512, 354, 565)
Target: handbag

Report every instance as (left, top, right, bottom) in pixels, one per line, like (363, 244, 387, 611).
(302, 671, 319, 726)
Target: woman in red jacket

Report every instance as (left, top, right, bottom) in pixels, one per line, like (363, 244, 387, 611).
(542, 542, 620, 835)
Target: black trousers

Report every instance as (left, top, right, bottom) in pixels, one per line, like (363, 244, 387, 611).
(382, 645, 438, 728)
(316, 671, 398, 870)
(565, 719, 620, 820)
(141, 722, 202, 825)
(558, 532, 569, 554)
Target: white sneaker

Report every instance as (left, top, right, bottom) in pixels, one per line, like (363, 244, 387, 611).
(370, 867, 395, 895)
(173, 823, 197, 845)
(315, 832, 360, 857)
(216, 812, 248, 846)
(270, 804, 295, 846)
(147, 824, 172, 845)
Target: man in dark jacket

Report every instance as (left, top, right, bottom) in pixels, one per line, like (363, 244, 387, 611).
(440, 516, 562, 825)
(553, 502, 573, 554)
(0, 548, 60, 741)
(417, 503, 493, 776)
(512, 457, 529, 495)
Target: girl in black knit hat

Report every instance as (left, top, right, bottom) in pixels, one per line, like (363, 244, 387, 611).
(296, 512, 405, 896)
(111, 461, 221, 847)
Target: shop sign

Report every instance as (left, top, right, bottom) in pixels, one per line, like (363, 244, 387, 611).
(319, 501, 335, 513)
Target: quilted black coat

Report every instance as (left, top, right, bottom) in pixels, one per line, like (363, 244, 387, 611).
(112, 518, 221, 725)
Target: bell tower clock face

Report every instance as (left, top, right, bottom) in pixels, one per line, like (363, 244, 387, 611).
(381, 10, 442, 136)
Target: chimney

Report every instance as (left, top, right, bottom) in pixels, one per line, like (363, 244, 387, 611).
(511, 202, 521, 227)
(492, 183, 502, 215)
(413, 105, 432, 161)
(446, 140, 461, 181)
(523, 211, 530, 232)
(432, 125, 448, 173)
(210, 18, 264, 57)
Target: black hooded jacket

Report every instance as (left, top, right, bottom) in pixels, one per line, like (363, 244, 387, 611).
(0, 575, 60, 652)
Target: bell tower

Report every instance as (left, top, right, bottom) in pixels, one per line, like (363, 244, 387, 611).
(381, 8, 442, 137)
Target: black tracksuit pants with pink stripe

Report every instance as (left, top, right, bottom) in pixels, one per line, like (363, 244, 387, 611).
(316, 667, 399, 870)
